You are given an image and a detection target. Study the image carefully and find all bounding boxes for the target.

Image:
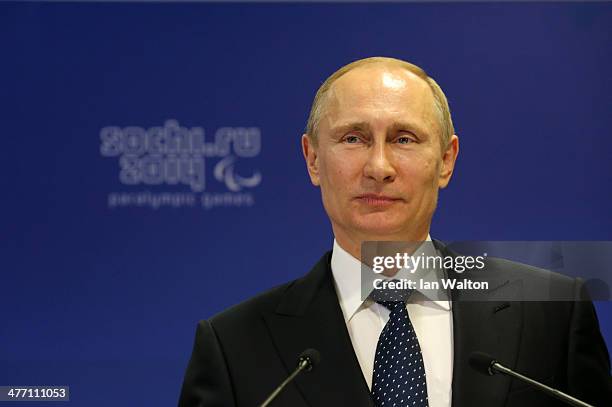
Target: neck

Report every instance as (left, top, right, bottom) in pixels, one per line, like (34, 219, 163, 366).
(332, 225, 430, 262)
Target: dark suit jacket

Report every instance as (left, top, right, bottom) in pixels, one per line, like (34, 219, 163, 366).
(179, 244, 612, 407)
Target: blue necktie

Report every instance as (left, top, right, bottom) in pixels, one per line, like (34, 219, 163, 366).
(371, 298, 429, 407)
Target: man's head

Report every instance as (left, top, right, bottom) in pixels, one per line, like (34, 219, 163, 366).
(306, 57, 455, 152)
(302, 57, 459, 254)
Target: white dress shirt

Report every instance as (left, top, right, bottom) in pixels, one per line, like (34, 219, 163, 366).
(330, 238, 453, 407)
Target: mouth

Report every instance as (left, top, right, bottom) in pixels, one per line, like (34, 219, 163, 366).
(354, 194, 402, 207)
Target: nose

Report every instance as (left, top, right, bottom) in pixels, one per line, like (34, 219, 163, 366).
(363, 141, 396, 183)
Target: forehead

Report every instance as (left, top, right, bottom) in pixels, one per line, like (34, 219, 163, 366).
(323, 64, 439, 133)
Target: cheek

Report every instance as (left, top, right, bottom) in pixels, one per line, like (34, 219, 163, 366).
(320, 150, 363, 185)
(397, 153, 439, 183)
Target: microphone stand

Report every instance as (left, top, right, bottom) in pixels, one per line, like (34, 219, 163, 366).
(259, 358, 311, 407)
(491, 362, 595, 407)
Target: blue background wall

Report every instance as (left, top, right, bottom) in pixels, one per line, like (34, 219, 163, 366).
(2, 2, 610, 405)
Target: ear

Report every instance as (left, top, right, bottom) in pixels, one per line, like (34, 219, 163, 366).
(438, 134, 459, 189)
(302, 134, 320, 186)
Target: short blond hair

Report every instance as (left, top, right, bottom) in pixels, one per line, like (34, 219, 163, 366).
(306, 57, 455, 150)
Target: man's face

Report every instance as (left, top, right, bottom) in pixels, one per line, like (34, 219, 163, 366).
(302, 64, 459, 247)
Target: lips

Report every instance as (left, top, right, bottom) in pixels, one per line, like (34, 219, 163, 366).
(355, 194, 402, 206)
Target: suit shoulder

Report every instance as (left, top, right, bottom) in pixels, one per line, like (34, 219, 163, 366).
(203, 251, 332, 333)
(482, 256, 582, 302)
(485, 256, 575, 284)
(206, 279, 295, 328)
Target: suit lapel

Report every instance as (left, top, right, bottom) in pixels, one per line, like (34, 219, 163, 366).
(263, 252, 374, 407)
(450, 287, 523, 407)
(436, 242, 524, 407)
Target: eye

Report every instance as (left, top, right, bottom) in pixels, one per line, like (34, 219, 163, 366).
(397, 135, 415, 144)
(343, 133, 363, 144)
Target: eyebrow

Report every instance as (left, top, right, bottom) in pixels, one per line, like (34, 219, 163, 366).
(329, 121, 372, 136)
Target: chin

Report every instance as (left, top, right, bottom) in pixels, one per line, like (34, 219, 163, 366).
(354, 221, 408, 240)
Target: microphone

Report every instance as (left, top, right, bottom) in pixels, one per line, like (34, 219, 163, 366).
(259, 348, 321, 407)
(469, 352, 595, 407)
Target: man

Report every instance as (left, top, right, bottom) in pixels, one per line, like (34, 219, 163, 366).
(179, 57, 611, 406)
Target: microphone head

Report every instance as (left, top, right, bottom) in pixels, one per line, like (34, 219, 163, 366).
(469, 352, 496, 376)
(297, 348, 321, 371)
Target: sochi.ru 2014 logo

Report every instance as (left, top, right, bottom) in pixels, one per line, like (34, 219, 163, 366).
(100, 119, 262, 209)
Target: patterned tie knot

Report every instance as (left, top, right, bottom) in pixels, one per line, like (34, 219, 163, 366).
(376, 300, 405, 313)
(369, 282, 414, 303)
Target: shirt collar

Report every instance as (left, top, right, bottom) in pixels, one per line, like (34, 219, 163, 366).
(331, 236, 451, 322)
